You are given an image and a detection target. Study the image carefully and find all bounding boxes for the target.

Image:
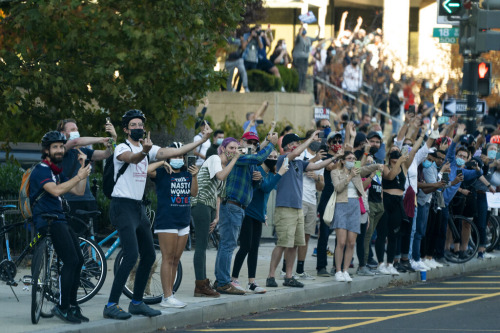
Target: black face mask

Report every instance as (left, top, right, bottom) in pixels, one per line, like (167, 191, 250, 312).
(369, 146, 379, 155)
(390, 151, 402, 160)
(264, 159, 277, 173)
(352, 61, 359, 66)
(130, 129, 144, 142)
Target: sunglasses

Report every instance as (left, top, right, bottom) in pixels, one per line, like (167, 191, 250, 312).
(321, 125, 331, 129)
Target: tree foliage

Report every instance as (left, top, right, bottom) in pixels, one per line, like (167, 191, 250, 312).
(0, 0, 251, 142)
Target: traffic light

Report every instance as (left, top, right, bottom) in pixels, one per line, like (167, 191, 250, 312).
(477, 61, 491, 96)
(459, 0, 500, 55)
(441, 0, 463, 15)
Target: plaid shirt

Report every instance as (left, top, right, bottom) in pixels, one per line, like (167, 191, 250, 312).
(223, 143, 274, 207)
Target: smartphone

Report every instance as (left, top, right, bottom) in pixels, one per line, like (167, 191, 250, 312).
(256, 119, 264, 125)
(401, 146, 409, 156)
(457, 169, 463, 177)
(438, 116, 450, 125)
(238, 147, 248, 154)
(408, 105, 415, 117)
(376, 170, 382, 177)
(247, 147, 253, 155)
(187, 156, 196, 168)
(355, 161, 361, 168)
(106, 117, 111, 124)
(284, 156, 289, 168)
(84, 159, 90, 167)
(442, 172, 449, 183)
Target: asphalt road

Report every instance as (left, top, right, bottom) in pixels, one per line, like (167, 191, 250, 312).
(177, 269, 500, 333)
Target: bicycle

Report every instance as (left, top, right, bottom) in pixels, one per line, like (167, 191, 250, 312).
(444, 211, 479, 263)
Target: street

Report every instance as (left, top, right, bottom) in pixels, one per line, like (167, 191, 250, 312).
(180, 269, 500, 333)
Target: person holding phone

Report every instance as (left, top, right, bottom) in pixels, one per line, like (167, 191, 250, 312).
(330, 152, 382, 282)
(147, 142, 199, 308)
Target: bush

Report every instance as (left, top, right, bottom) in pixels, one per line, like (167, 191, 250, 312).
(247, 66, 299, 92)
(277, 65, 299, 92)
(0, 161, 25, 197)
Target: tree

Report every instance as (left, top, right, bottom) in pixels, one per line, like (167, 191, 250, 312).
(0, 0, 250, 142)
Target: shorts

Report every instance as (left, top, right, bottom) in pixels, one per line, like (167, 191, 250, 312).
(257, 58, 274, 72)
(274, 207, 305, 248)
(302, 201, 317, 235)
(155, 226, 190, 236)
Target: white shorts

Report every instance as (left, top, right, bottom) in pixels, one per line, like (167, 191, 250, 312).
(155, 226, 190, 236)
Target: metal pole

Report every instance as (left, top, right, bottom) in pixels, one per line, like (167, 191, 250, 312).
(463, 57, 478, 134)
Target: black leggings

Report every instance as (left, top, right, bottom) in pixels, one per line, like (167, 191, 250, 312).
(376, 193, 404, 264)
(232, 215, 263, 279)
(108, 198, 156, 304)
(422, 207, 441, 258)
(356, 222, 368, 267)
(40, 222, 84, 310)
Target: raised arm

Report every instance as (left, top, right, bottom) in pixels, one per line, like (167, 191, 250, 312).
(288, 130, 320, 161)
(156, 126, 213, 161)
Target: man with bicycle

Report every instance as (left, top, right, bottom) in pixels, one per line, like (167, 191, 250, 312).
(30, 131, 91, 324)
(104, 109, 212, 320)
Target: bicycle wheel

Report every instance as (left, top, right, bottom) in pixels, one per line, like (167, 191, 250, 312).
(114, 243, 182, 304)
(446, 216, 479, 264)
(486, 215, 499, 252)
(77, 237, 107, 304)
(31, 239, 51, 324)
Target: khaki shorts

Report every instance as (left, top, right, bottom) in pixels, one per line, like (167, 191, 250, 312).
(274, 207, 306, 248)
(302, 201, 317, 236)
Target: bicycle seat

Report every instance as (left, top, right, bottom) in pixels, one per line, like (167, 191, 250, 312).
(0, 205, 17, 213)
(453, 215, 474, 223)
(41, 213, 59, 222)
(75, 210, 101, 219)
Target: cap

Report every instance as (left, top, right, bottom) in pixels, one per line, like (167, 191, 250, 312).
(354, 132, 367, 148)
(367, 131, 382, 140)
(281, 133, 303, 148)
(326, 131, 342, 142)
(242, 131, 259, 142)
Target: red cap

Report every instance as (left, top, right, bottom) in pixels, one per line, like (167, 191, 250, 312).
(241, 131, 259, 142)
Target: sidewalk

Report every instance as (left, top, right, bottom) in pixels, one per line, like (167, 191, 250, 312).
(2, 237, 499, 333)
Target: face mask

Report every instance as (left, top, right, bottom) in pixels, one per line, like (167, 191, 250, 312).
(323, 128, 331, 138)
(225, 151, 235, 160)
(422, 160, 432, 168)
(130, 129, 144, 141)
(68, 131, 80, 140)
(302, 29, 307, 35)
(309, 141, 321, 152)
(170, 159, 184, 169)
(282, 43, 287, 49)
(290, 145, 298, 152)
(264, 159, 277, 172)
(432, 161, 437, 168)
(369, 146, 379, 155)
(488, 150, 497, 159)
(216, 138, 224, 145)
(456, 158, 465, 166)
(331, 50, 336, 56)
(345, 161, 355, 170)
(352, 61, 359, 66)
(332, 143, 342, 153)
(376, 131, 383, 140)
(390, 151, 402, 160)
(496, 151, 500, 160)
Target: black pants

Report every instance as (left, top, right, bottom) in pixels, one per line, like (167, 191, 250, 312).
(316, 215, 333, 271)
(40, 222, 84, 310)
(376, 193, 404, 263)
(356, 222, 368, 267)
(422, 207, 441, 258)
(232, 215, 263, 279)
(108, 198, 156, 304)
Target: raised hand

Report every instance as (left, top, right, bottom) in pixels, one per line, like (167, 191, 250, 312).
(188, 165, 199, 177)
(140, 131, 153, 153)
(202, 121, 213, 140)
(76, 148, 88, 167)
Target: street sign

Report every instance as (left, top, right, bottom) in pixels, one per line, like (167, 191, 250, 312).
(442, 99, 487, 116)
(433, 27, 459, 43)
(314, 107, 330, 120)
(437, 0, 461, 25)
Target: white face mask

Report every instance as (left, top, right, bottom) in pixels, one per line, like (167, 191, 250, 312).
(345, 161, 355, 170)
(68, 131, 80, 140)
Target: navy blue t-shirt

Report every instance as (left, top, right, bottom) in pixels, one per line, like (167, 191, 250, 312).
(61, 147, 95, 201)
(152, 169, 192, 230)
(29, 163, 69, 230)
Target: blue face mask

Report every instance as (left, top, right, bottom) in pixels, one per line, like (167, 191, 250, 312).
(488, 150, 497, 159)
(456, 158, 465, 167)
(432, 161, 437, 168)
(324, 127, 331, 138)
(216, 138, 224, 145)
(422, 160, 432, 168)
(170, 159, 184, 170)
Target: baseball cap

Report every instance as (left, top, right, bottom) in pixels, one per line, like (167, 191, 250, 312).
(242, 131, 259, 142)
(281, 133, 303, 148)
(327, 131, 342, 142)
(354, 132, 366, 148)
(367, 131, 382, 140)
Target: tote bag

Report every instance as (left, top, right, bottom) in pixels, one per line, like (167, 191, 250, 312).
(323, 191, 337, 227)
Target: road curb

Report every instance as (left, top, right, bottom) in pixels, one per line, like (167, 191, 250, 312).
(36, 257, 500, 333)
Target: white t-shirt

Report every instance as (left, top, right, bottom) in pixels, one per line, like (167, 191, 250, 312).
(194, 133, 211, 166)
(300, 150, 324, 205)
(112, 140, 160, 200)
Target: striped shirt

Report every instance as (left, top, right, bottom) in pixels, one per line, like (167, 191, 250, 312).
(191, 155, 224, 209)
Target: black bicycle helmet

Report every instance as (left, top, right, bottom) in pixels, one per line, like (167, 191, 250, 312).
(169, 142, 184, 149)
(121, 109, 146, 128)
(41, 131, 67, 147)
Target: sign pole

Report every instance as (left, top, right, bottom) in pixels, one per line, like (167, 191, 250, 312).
(463, 57, 479, 134)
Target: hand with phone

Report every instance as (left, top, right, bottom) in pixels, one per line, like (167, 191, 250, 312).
(188, 165, 199, 177)
(105, 117, 117, 141)
(187, 156, 197, 168)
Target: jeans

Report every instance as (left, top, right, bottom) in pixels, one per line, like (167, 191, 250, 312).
(215, 202, 244, 286)
(225, 58, 248, 91)
(407, 206, 418, 259)
(476, 193, 488, 247)
(412, 203, 430, 261)
(294, 58, 308, 92)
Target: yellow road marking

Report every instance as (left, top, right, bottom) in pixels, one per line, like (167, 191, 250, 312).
(333, 301, 448, 304)
(469, 276, 500, 278)
(442, 281, 500, 284)
(299, 309, 420, 312)
(251, 317, 378, 321)
(312, 290, 500, 332)
(412, 287, 500, 290)
(192, 328, 331, 332)
(379, 293, 484, 296)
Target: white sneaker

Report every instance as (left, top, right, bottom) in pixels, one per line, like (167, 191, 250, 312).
(335, 271, 346, 282)
(387, 264, 400, 276)
(247, 282, 266, 294)
(484, 252, 495, 259)
(343, 271, 353, 282)
(231, 280, 246, 292)
(377, 263, 391, 275)
(428, 258, 443, 268)
(280, 270, 286, 280)
(160, 295, 187, 308)
(296, 271, 316, 280)
(411, 260, 428, 272)
(423, 259, 437, 269)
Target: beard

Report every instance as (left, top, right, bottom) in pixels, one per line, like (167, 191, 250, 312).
(50, 152, 64, 164)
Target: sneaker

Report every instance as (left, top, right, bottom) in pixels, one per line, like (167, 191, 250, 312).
(244, 88, 250, 93)
(247, 282, 266, 294)
(435, 257, 450, 266)
(217, 283, 246, 295)
(400, 260, 415, 272)
(411, 260, 428, 272)
(357, 266, 375, 276)
(484, 252, 495, 259)
(280, 86, 286, 92)
(128, 302, 161, 317)
(377, 263, 391, 275)
(317, 268, 331, 277)
(387, 264, 400, 276)
(70, 305, 89, 322)
(423, 259, 436, 269)
(343, 271, 353, 282)
(366, 258, 379, 268)
(231, 280, 246, 292)
(428, 258, 443, 268)
(160, 295, 187, 308)
(394, 262, 407, 273)
(52, 305, 81, 324)
(312, 248, 317, 257)
(266, 277, 278, 288)
(296, 271, 316, 280)
(334, 271, 346, 282)
(283, 277, 304, 288)
(103, 304, 132, 320)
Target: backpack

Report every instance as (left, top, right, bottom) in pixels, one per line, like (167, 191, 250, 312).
(102, 143, 131, 199)
(19, 163, 45, 219)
